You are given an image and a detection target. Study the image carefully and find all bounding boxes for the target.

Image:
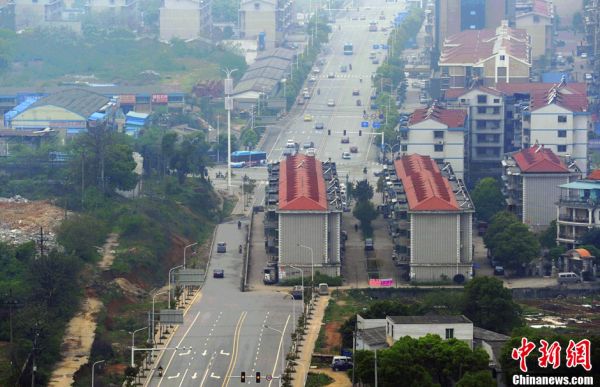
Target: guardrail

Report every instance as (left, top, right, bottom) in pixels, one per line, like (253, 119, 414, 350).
(241, 209, 254, 292)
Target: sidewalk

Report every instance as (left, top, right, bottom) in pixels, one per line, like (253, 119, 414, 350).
(293, 295, 330, 387)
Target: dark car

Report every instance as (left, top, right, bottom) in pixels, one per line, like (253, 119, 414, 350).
(217, 242, 226, 253)
(331, 359, 353, 371)
(374, 170, 384, 177)
(341, 136, 350, 144)
(315, 122, 325, 130)
(494, 266, 505, 276)
(350, 146, 358, 153)
(213, 269, 224, 278)
(303, 141, 315, 149)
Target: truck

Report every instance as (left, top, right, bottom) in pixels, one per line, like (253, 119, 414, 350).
(263, 262, 278, 285)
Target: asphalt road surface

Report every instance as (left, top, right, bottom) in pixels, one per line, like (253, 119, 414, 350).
(146, 220, 296, 387)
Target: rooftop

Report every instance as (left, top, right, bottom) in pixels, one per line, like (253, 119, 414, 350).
(28, 89, 111, 119)
(393, 155, 461, 212)
(278, 154, 328, 211)
(444, 86, 503, 100)
(440, 22, 530, 66)
(408, 103, 467, 128)
(358, 326, 387, 347)
(511, 145, 571, 173)
(516, 0, 553, 18)
(387, 315, 472, 324)
(587, 170, 600, 180)
(529, 81, 589, 112)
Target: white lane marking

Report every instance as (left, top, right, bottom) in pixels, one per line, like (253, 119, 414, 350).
(191, 372, 198, 380)
(167, 372, 180, 379)
(178, 349, 191, 356)
(202, 350, 207, 356)
(177, 369, 188, 387)
(210, 372, 221, 379)
(220, 349, 231, 356)
(200, 352, 216, 387)
(268, 315, 291, 387)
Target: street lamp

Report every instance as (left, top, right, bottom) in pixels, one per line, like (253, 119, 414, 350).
(130, 326, 147, 367)
(283, 294, 296, 333)
(223, 68, 238, 193)
(91, 359, 105, 387)
(288, 264, 305, 316)
(168, 264, 183, 309)
(183, 242, 198, 268)
(151, 290, 168, 346)
(297, 244, 314, 290)
(281, 78, 287, 98)
(264, 325, 285, 387)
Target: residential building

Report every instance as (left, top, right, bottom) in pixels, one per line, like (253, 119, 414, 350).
(502, 145, 581, 231)
(0, 0, 15, 30)
(356, 315, 388, 350)
(439, 21, 531, 92)
(445, 87, 506, 181)
(473, 327, 510, 379)
(159, 0, 212, 41)
(402, 103, 468, 179)
(556, 171, 600, 247)
(386, 315, 474, 348)
(434, 0, 515, 50)
(239, 0, 294, 50)
(264, 154, 343, 279)
(382, 155, 474, 282)
(4, 88, 118, 136)
(85, 0, 139, 28)
(515, 0, 554, 60)
(584, 0, 599, 98)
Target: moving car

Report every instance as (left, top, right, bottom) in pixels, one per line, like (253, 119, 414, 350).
(372, 58, 380, 64)
(341, 136, 350, 144)
(282, 148, 295, 156)
(356, 99, 362, 106)
(213, 269, 224, 278)
(315, 122, 324, 130)
(286, 139, 296, 148)
(303, 114, 313, 122)
(327, 99, 336, 107)
(328, 72, 336, 78)
(303, 141, 315, 149)
(364, 238, 374, 251)
(493, 266, 505, 276)
(312, 67, 320, 74)
(217, 242, 227, 253)
(342, 152, 351, 159)
(309, 76, 317, 83)
(352, 89, 360, 96)
(340, 65, 347, 72)
(306, 148, 316, 156)
(350, 146, 358, 153)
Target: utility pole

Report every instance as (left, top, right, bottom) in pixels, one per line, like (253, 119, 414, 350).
(351, 315, 356, 386)
(30, 323, 41, 387)
(223, 68, 238, 194)
(374, 348, 378, 387)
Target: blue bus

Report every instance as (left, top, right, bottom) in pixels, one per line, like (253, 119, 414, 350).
(231, 151, 267, 166)
(343, 42, 353, 55)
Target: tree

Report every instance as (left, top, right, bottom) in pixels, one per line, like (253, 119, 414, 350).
(56, 214, 109, 262)
(483, 211, 520, 252)
(463, 277, 522, 334)
(456, 371, 495, 387)
(492, 222, 540, 274)
(471, 177, 505, 222)
(538, 220, 558, 248)
(352, 179, 374, 202)
(353, 200, 378, 237)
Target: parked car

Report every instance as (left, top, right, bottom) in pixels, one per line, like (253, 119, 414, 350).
(557, 272, 581, 284)
(217, 242, 226, 253)
(282, 148, 295, 156)
(315, 122, 324, 130)
(213, 269, 224, 278)
(493, 266, 505, 276)
(286, 139, 296, 148)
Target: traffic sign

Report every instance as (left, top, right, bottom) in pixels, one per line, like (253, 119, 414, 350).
(361, 121, 369, 128)
(373, 122, 381, 129)
(266, 375, 273, 381)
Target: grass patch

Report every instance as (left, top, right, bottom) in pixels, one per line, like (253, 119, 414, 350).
(306, 372, 334, 387)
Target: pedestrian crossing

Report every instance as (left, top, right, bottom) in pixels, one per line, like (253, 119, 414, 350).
(316, 73, 371, 80)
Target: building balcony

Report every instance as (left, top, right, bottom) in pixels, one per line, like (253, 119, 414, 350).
(558, 215, 590, 224)
(559, 197, 600, 209)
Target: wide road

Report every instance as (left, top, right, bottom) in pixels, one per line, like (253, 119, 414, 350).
(261, 0, 407, 183)
(146, 220, 296, 387)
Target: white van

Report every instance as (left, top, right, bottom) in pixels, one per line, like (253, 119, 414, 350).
(557, 272, 581, 284)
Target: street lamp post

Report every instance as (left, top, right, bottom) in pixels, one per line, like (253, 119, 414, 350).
(168, 264, 183, 309)
(91, 359, 105, 387)
(284, 294, 296, 332)
(151, 290, 168, 346)
(183, 242, 198, 269)
(297, 244, 314, 291)
(130, 326, 147, 367)
(264, 325, 285, 387)
(223, 68, 238, 193)
(288, 264, 305, 316)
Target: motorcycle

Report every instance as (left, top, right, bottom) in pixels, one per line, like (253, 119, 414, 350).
(239, 245, 243, 254)
(237, 220, 242, 229)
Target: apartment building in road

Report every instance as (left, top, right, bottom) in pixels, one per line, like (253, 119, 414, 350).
(557, 171, 600, 247)
(515, 0, 554, 60)
(439, 21, 531, 92)
(159, 0, 212, 41)
(502, 145, 581, 231)
(402, 104, 468, 179)
(264, 154, 343, 279)
(239, 0, 294, 49)
(383, 155, 474, 282)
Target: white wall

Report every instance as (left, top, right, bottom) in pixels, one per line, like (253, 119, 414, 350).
(386, 318, 473, 348)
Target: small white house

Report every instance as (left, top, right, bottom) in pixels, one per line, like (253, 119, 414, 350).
(385, 315, 474, 348)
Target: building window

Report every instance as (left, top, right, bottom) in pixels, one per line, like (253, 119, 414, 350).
(460, 98, 467, 103)
(477, 95, 487, 104)
(434, 144, 444, 152)
(558, 115, 567, 123)
(434, 130, 444, 139)
(254, 2, 260, 9)
(493, 98, 500, 103)
(476, 120, 486, 129)
(557, 145, 567, 152)
(477, 106, 486, 114)
(499, 55, 505, 61)
(401, 145, 408, 151)
(558, 130, 567, 138)
(446, 328, 454, 339)
(492, 107, 500, 114)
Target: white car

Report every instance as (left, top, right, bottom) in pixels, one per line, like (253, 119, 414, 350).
(312, 67, 321, 74)
(327, 99, 335, 107)
(342, 152, 351, 159)
(286, 139, 296, 148)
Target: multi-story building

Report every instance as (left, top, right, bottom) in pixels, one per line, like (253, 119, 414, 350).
(515, 0, 554, 60)
(445, 87, 505, 181)
(0, 0, 15, 30)
(159, 0, 212, 41)
(85, 0, 139, 28)
(584, 0, 599, 98)
(502, 145, 581, 231)
(14, 0, 82, 31)
(264, 154, 343, 279)
(557, 171, 600, 247)
(439, 21, 531, 92)
(386, 315, 474, 348)
(434, 0, 516, 51)
(239, 0, 294, 49)
(402, 103, 468, 179)
(383, 155, 474, 282)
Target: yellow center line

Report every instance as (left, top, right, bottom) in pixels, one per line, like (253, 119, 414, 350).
(222, 311, 247, 387)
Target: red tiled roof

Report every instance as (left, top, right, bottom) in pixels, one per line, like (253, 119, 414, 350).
(493, 82, 588, 112)
(393, 155, 460, 211)
(587, 170, 600, 180)
(512, 145, 569, 173)
(278, 154, 328, 211)
(494, 82, 588, 95)
(440, 25, 529, 65)
(574, 248, 592, 258)
(517, 0, 552, 18)
(408, 104, 466, 128)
